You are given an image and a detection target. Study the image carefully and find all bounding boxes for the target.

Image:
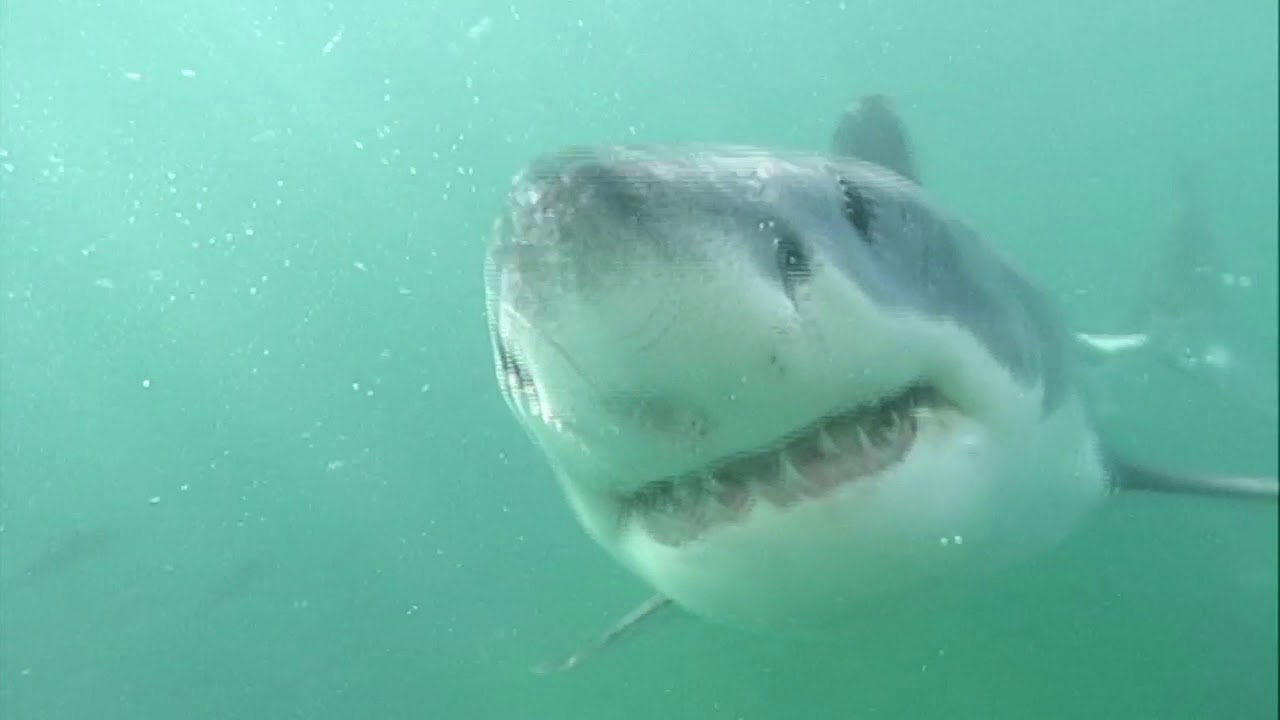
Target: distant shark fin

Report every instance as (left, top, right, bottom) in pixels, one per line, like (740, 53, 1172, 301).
(1075, 164, 1278, 420)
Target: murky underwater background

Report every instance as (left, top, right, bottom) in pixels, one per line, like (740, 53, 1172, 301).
(1, 1, 1276, 718)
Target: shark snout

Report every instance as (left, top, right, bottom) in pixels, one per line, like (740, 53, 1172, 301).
(512, 151, 654, 236)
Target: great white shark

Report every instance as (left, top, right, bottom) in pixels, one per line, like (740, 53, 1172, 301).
(1075, 161, 1279, 423)
(483, 95, 1278, 673)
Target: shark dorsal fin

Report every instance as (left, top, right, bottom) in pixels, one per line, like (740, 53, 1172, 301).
(831, 94, 921, 184)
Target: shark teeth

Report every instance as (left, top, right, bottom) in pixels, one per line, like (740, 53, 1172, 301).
(623, 385, 940, 547)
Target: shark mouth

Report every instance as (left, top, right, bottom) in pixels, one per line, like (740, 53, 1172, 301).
(619, 385, 946, 546)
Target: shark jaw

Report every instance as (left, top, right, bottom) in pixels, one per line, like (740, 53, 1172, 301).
(500, 294, 1108, 634)
(615, 383, 944, 548)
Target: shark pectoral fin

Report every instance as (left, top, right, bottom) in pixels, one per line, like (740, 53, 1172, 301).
(1108, 454, 1279, 501)
(532, 594, 674, 675)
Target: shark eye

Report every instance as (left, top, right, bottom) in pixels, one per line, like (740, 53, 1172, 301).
(837, 176, 873, 239)
(774, 232, 811, 291)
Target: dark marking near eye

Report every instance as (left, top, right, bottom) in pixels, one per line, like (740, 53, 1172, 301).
(774, 232, 811, 291)
(837, 176, 873, 238)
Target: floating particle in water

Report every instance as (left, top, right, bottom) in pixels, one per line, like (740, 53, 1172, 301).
(468, 16, 493, 40)
(321, 26, 345, 55)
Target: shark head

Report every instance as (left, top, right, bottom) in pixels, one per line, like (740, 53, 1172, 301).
(484, 144, 1108, 633)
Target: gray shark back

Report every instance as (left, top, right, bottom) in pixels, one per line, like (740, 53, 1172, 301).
(816, 158, 1071, 412)
(829, 95, 1276, 499)
(828, 99, 1068, 411)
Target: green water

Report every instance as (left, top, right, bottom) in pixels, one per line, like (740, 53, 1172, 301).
(1, 1, 1275, 718)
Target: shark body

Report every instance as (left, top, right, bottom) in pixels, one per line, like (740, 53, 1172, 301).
(483, 95, 1278, 672)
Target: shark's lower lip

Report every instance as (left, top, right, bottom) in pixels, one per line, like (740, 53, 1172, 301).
(618, 385, 946, 546)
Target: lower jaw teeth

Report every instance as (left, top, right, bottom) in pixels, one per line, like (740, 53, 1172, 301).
(626, 387, 933, 546)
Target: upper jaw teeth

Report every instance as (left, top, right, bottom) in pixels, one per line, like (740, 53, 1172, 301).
(621, 385, 940, 546)
(816, 429, 839, 455)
